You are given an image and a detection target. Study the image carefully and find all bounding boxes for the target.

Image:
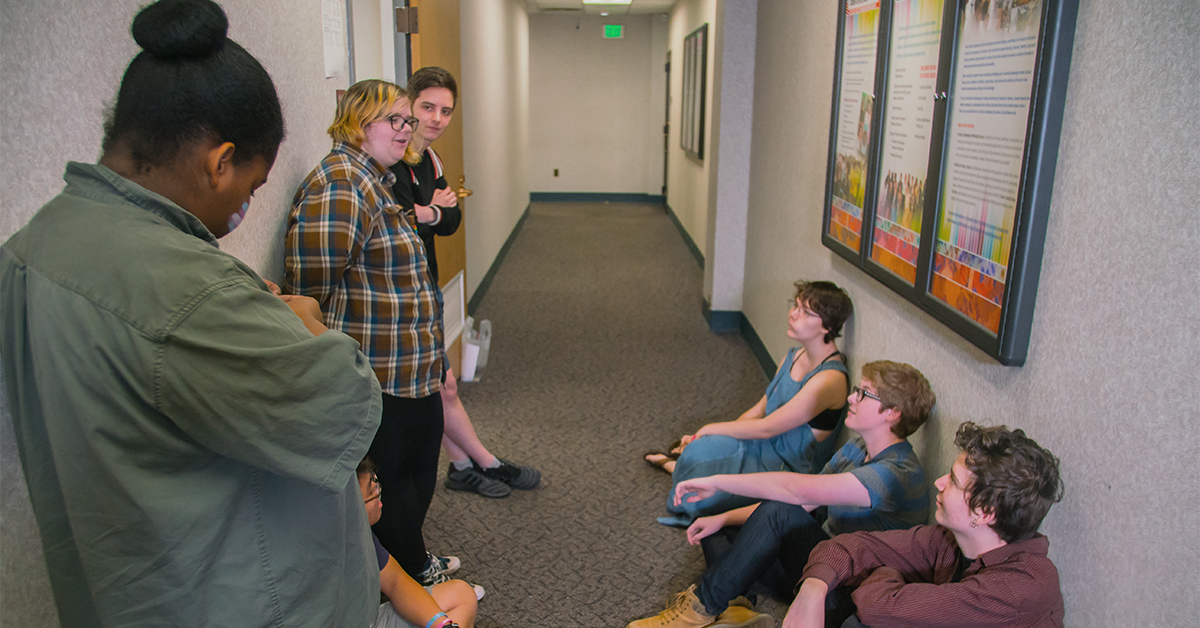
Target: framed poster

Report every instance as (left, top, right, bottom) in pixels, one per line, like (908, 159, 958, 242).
(823, 0, 884, 254)
(821, 0, 1079, 365)
(680, 23, 708, 160)
(867, 0, 949, 286)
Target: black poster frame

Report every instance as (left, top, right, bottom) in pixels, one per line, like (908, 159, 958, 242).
(821, 0, 1078, 366)
(681, 23, 708, 160)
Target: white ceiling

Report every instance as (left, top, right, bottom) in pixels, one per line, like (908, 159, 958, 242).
(525, 0, 677, 16)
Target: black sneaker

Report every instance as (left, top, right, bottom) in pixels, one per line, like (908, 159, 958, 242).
(426, 551, 460, 575)
(480, 458, 541, 490)
(445, 463, 511, 498)
(414, 557, 451, 587)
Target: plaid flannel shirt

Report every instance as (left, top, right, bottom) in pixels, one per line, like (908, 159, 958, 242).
(284, 141, 443, 398)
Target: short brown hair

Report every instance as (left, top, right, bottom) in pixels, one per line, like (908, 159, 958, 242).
(955, 422, 1064, 543)
(861, 360, 935, 438)
(407, 66, 458, 106)
(328, 79, 405, 145)
(793, 281, 853, 343)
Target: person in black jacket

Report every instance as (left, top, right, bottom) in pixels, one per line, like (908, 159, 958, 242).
(391, 67, 540, 499)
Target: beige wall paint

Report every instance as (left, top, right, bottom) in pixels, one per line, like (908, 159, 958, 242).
(460, 0, 530, 300)
(744, 2, 1199, 626)
(528, 13, 665, 195)
(0, 0, 351, 624)
(350, 0, 385, 80)
(666, 0, 718, 257)
(702, 0, 756, 311)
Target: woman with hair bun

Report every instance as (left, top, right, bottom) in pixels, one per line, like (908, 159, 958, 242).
(0, 1, 383, 626)
(285, 79, 467, 593)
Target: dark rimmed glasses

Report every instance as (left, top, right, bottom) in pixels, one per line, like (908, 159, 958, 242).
(384, 114, 419, 132)
(850, 385, 882, 404)
(364, 473, 381, 504)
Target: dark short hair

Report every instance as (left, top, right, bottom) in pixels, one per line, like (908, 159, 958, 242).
(955, 422, 1064, 543)
(356, 456, 376, 478)
(102, 0, 284, 168)
(407, 66, 458, 106)
(861, 361, 935, 438)
(793, 280, 853, 343)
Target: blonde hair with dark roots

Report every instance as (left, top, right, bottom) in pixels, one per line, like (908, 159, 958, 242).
(328, 79, 405, 146)
(861, 360, 935, 438)
(955, 422, 1064, 543)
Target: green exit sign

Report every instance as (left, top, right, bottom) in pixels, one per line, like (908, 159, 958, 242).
(603, 24, 624, 39)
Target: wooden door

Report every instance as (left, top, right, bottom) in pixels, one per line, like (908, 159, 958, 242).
(408, 0, 467, 374)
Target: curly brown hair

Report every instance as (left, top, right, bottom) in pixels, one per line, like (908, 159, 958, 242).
(793, 280, 853, 343)
(955, 422, 1064, 543)
(861, 361, 935, 438)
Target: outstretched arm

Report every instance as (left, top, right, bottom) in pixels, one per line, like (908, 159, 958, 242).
(674, 471, 870, 509)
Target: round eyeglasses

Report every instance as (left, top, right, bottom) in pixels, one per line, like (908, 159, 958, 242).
(384, 114, 419, 132)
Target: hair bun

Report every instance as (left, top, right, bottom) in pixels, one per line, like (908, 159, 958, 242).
(132, 0, 229, 59)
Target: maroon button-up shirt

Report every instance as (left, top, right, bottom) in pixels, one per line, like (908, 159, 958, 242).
(802, 525, 1064, 628)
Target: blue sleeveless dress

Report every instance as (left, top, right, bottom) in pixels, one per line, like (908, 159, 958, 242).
(664, 349, 848, 523)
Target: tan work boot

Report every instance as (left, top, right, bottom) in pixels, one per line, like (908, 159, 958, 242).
(710, 604, 776, 628)
(628, 585, 716, 628)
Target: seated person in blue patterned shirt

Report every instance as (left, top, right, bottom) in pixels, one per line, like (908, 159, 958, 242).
(628, 361, 936, 628)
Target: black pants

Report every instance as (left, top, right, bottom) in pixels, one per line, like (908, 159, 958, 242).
(369, 392, 444, 577)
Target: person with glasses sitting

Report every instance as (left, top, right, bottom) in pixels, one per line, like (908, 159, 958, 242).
(286, 80, 459, 588)
(646, 281, 853, 527)
(628, 361, 935, 628)
(357, 457, 478, 628)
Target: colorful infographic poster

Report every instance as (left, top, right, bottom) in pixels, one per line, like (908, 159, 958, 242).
(931, 0, 1043, 333)
(828, 0, 881, 253)
(871, 0, 945, 285)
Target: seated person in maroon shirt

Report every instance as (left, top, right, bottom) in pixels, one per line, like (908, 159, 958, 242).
(788, 422, 1065, 628)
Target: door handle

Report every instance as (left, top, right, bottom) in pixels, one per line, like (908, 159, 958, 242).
(457, 175, 473, 199)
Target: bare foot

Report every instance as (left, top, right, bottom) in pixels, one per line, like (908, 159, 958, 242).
(644, 453, 676, 474)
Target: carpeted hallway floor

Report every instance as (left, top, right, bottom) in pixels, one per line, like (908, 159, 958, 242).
(422, 201, 791, 627)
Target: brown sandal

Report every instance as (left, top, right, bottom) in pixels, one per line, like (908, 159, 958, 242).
(643, 451, 678, 473)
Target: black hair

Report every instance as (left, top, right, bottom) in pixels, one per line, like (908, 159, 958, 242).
(356, 456, 376, 478)
(102, 0, 284, 169)
(407, 66, 458, 106)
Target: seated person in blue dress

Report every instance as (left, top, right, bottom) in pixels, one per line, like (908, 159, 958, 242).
(628, 361, 935, 628)
(358, 458, 478, 628)
(645, 281, 854, 525)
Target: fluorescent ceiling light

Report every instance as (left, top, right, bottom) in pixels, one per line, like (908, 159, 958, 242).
(583, 0, 632, 4)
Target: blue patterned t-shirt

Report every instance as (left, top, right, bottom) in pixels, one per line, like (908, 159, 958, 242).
(822, 436, 929, 536)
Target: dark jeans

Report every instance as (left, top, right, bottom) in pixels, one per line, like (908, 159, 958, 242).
(695, 502, 832, 616)
(369, 392, 444, 577)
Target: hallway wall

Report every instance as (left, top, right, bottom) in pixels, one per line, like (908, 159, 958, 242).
(0, 0, 354, 624)
(741, 2, 1199, 626)
(665, 0, 719, 258)
(460, 0, 530, 299)
(528, 13, 667, 196)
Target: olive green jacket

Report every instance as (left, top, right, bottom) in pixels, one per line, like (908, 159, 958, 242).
(1, 163, 382, 628)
